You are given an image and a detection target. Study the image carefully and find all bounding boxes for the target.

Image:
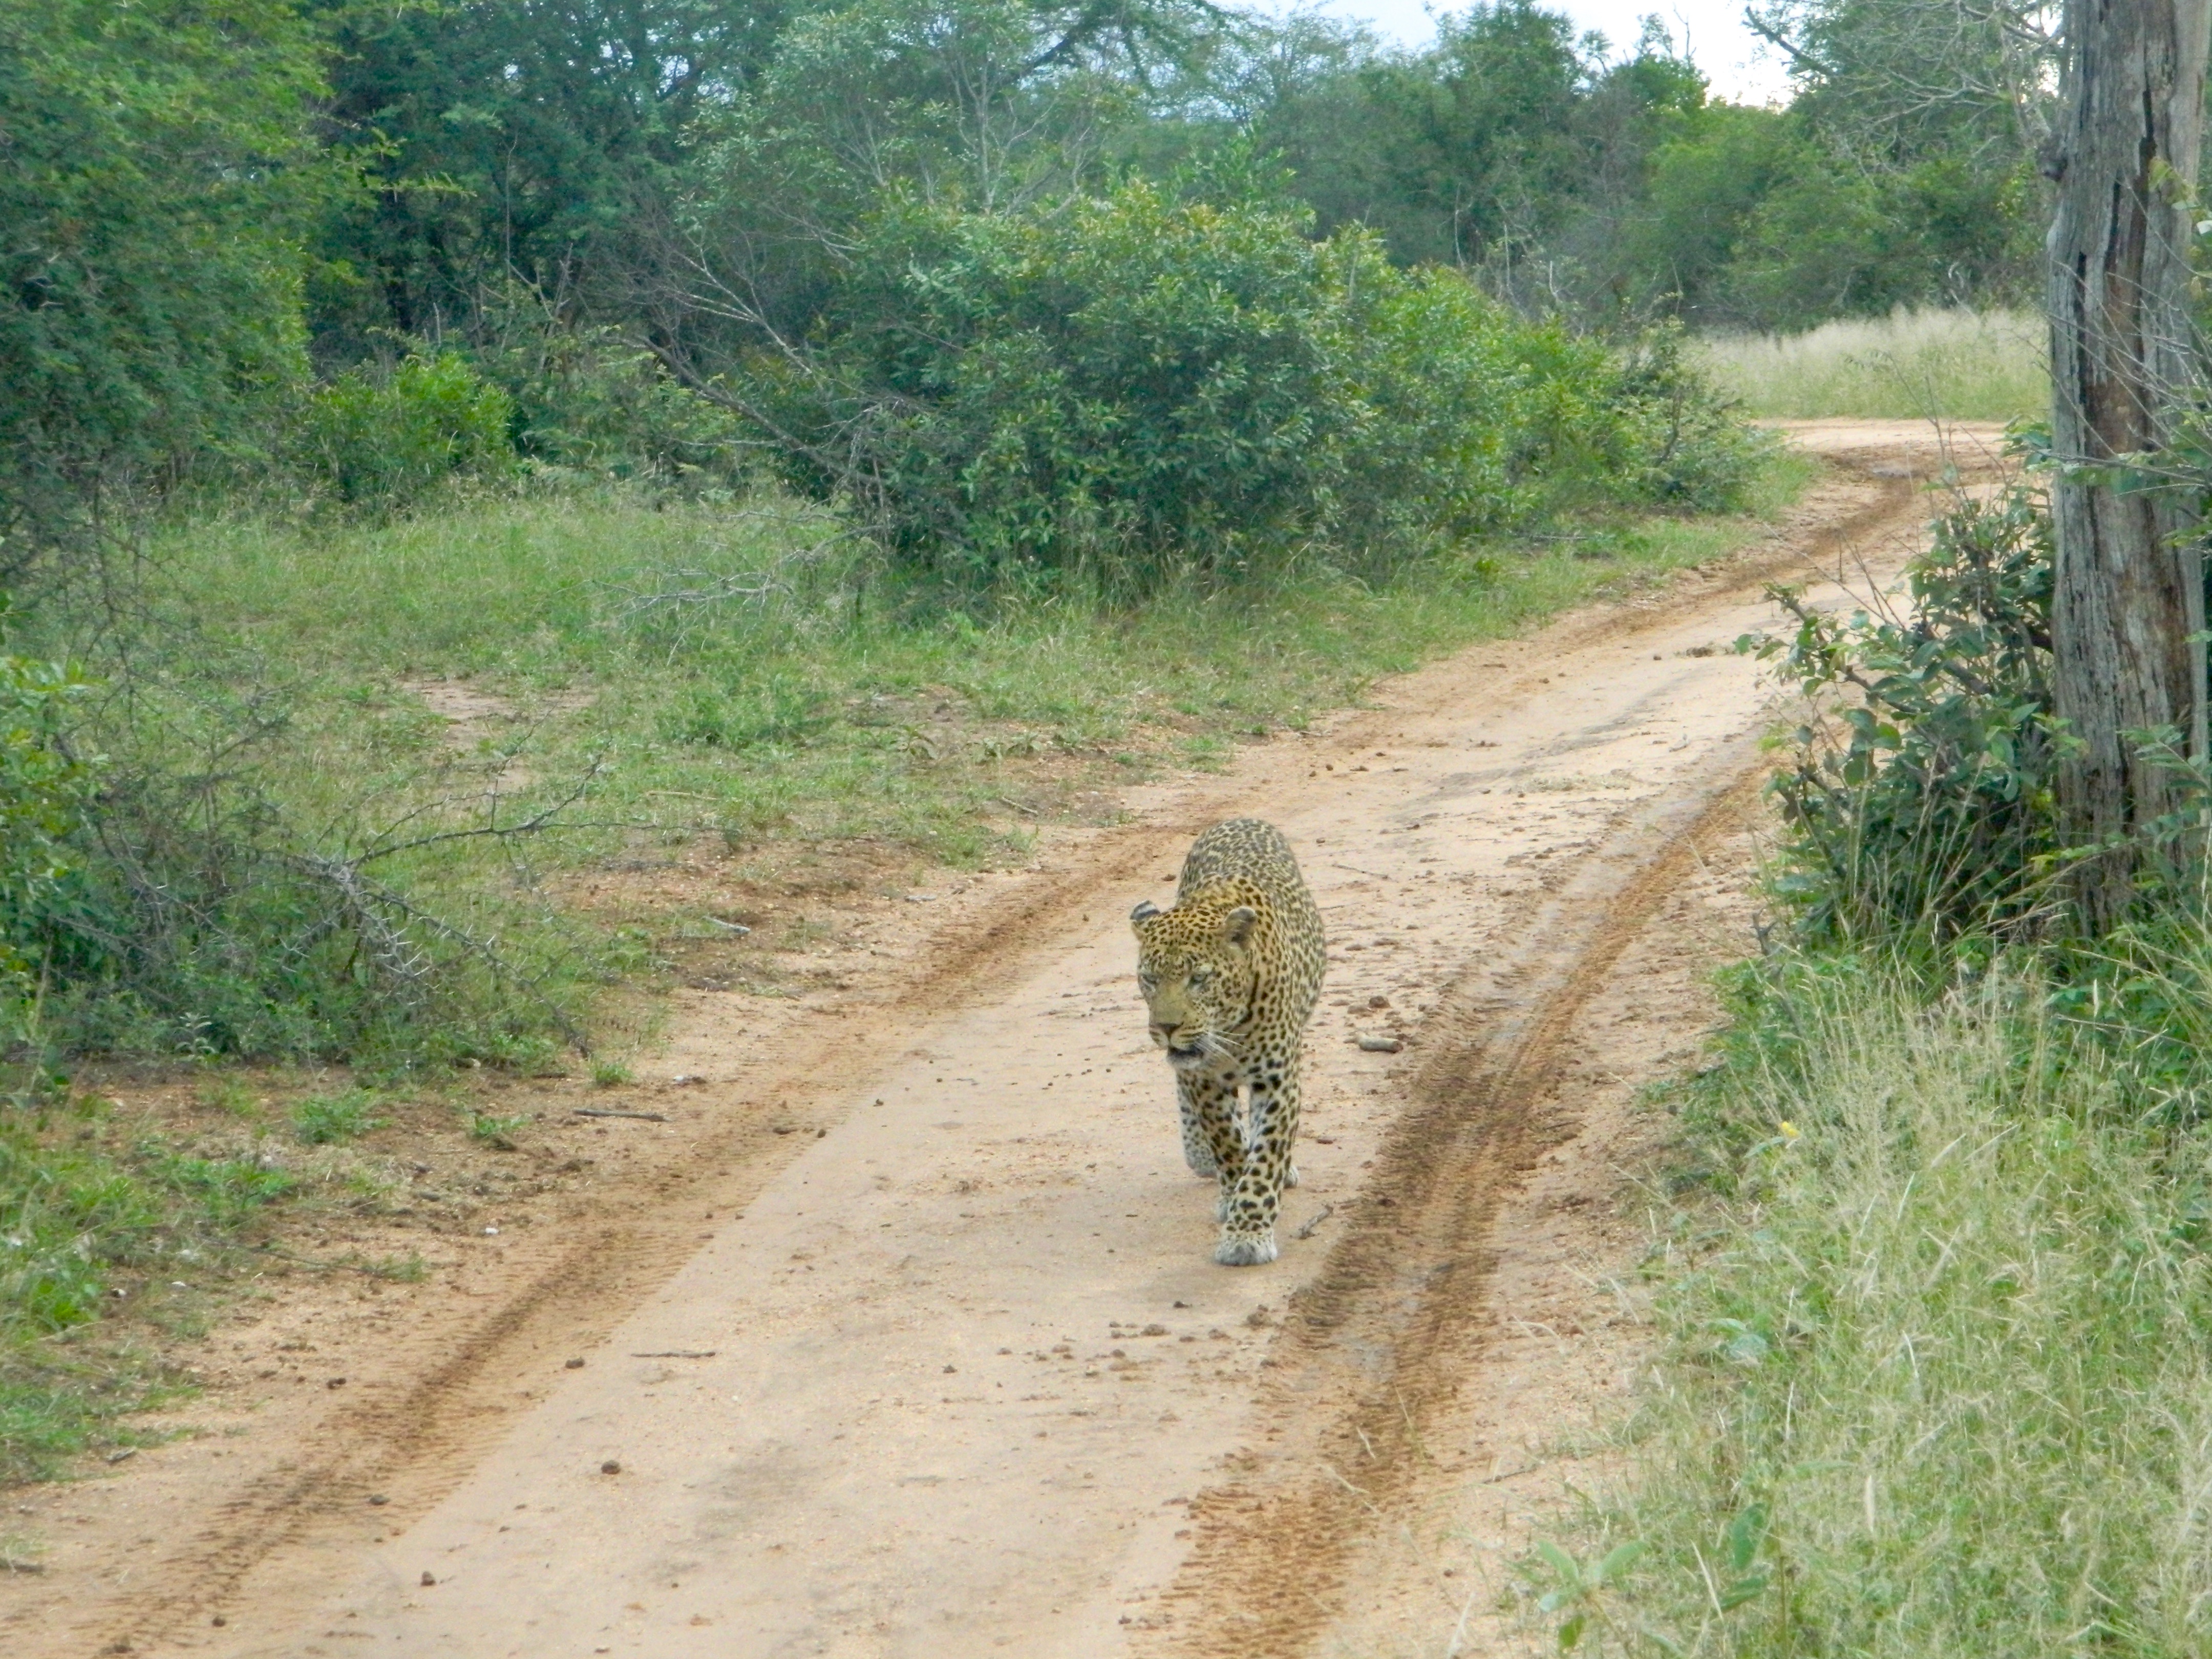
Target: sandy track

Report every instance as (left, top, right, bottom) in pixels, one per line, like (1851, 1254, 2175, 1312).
(7, 422, 1997, 1659)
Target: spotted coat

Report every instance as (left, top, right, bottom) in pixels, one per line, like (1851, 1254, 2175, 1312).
(1130, 818, 1326, 1266)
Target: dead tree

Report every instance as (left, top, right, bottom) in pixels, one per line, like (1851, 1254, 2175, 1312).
(2045, 0, 2212, 930)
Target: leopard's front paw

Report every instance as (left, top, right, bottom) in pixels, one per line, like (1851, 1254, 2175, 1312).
(1214, 1230, 1279, 1267)
(1186, 1146, 1221, 1179)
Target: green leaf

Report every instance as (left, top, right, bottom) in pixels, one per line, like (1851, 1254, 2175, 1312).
(1558, 1612, 1586, 1650)
(1594, 1540, 1646, 1583)
(1720, 1571, 1770, 1610)
(1534, 1540, 1581, 1584)
(1725, 1503, 1768, 1572)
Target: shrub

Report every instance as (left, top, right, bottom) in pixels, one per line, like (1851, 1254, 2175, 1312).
(746, 178, 1757, 595)
(467, 295, 753, 488)
(297, 353, 515, 508)
(0, 0, 324, 580)
(1745, 473, 2059, 948)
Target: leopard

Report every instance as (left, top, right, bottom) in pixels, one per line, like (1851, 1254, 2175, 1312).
(1130, 818, 1326, 1266)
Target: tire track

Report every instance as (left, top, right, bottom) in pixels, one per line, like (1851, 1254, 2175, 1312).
(1151, 751, 1768, 1652)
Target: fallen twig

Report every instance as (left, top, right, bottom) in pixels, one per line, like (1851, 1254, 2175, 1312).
(574, 1107, 669, 1122)
(287, 852, 593, 1056)
(630, 1350, 718, 1359)
(1293, 1203, 1335, 1240)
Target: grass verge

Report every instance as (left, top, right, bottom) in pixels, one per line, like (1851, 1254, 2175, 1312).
(1693, 308, 2046, 423)
(1547, 952, 2212, 1656)
(0, 1097, 298, 1484)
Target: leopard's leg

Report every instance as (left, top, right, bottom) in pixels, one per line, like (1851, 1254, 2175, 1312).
(1177, 1069, 1220, 1179)
(1244, 1118, 1297, 1187)
(1187, 1068, 1246, 1229)
(1216, 1050, 1300, 1266)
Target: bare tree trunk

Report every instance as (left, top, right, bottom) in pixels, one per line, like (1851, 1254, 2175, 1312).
(2046, 0, 2211, 931)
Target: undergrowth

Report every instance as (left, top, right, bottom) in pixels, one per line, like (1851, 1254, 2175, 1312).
(1554, 956, 2212, 1657)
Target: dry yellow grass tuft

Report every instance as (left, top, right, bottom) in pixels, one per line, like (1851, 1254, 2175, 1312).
(1694, 307, 2046, 423)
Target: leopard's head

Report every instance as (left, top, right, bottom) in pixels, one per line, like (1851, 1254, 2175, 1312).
(1130, 896, 1259, 1072)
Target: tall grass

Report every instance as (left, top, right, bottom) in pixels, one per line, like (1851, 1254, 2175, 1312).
(1694, 308, 2047, 423)
(1571, 956, 2212, 1657)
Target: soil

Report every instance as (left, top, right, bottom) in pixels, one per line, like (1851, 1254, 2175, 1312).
(0, 421, 2001, 1658)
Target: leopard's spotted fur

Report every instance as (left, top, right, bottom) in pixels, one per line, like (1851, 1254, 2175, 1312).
(1131, 818, 1325, 1266)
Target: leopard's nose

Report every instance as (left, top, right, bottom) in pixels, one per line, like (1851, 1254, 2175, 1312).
(1149, 1022, 1175, 1047)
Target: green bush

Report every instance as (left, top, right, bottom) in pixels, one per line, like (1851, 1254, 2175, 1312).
(0, 0, 325, 577)
(297, 353, 516, 508)
(748, 177, 1758, 594)
(1746, 473, 2059, 947)
(467, 295, 753, 487)
(0, 635, 101, 1027)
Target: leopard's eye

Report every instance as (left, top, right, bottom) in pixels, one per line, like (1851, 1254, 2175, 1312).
(1189, 967, 1213, 987)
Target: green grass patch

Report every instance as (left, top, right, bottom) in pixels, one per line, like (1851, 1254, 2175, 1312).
(465, 1110, 529, 1150)
(289, 1091, 384, 1146)
(1694, 307, 2046, 423)
(1555, 954, 2212, 1656)
(0, 1105, 296, 1483)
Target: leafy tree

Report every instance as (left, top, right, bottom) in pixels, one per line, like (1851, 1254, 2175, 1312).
(0, 0, 329, 574)
(1747, 0, 2057, 165)
(665, 0, 1225, 359)
(308, 0, 804, 357)
(1614, 105, 1806, 322)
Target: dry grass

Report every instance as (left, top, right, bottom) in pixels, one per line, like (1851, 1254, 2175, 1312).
(1694, 308, 2046, 423)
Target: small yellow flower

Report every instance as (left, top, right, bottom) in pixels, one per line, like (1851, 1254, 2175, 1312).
(1777, 1120, 1801, 1141)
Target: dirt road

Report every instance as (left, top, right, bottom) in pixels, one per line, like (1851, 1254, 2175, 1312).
(5, 422, 2000, 1658)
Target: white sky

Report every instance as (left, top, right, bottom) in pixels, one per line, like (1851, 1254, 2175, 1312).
(1290, 0, 1798, 105)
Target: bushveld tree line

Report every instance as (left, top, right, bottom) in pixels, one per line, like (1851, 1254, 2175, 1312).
(5, 0, 2057, 571)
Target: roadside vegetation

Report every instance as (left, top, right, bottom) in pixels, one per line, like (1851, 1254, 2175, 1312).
(1528, 443, 2212, 1655)
(1694, 308, 2048, 423)
(1563, 955, 2212, 1657)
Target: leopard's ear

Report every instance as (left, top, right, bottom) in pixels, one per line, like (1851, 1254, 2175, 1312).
(1130, 899, 1162, 931)
(1221, 905, 1258, 946)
